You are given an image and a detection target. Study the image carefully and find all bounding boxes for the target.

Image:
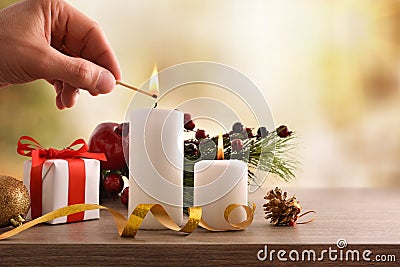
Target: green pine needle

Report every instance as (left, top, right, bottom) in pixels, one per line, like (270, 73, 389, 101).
(183, 128, 299, 207)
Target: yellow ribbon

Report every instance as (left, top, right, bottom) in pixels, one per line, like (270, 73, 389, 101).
(200, 203, 257, 231)
(0, 203, 256, 240)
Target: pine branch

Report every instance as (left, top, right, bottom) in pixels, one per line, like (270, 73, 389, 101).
(183, 126, 299, 206)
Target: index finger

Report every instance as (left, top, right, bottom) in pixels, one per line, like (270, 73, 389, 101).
(50, 0, 122, 81)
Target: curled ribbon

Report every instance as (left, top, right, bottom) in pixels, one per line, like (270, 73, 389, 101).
(0, 203, 256, 240)
(200, 203, 257, 231)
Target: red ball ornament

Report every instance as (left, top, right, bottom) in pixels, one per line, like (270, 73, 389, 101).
(185, 121, 196, 131)
(103, 173, 124, 197)
(184, 113, 196, 130)
(195, 129, 208, 140)
(184, 113, 192, 123)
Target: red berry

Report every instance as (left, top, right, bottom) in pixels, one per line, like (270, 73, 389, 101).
(232, 122, 243, 133)
(276, 125, 292, 138)
(289, 220, 296, 226)
(257, 127, 269, 138)
(120, 187, 129, 207)
(195, 129, 208, 140)
(184, 113, 192, 123)
(184, 113, 196, 130)
(103, 173, 124, 197)
(231, 139, 243, 151)
(245, 128, 254, 138)
(184, 120, 196, 131)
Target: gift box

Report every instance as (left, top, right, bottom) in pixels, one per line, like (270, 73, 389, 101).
(23, 159, 100, 224)
(18, 136, 106, 225)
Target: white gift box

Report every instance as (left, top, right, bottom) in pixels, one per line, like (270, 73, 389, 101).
(23, 159, 100, 224)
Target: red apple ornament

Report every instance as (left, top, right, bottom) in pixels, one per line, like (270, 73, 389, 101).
(89, 122, 129, 170)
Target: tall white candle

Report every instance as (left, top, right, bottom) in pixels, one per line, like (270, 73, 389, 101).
(129, 108, 183, 229)
(194, 159, 248, 230)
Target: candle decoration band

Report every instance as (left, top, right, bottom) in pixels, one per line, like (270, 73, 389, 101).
(0, 202, 256, 240)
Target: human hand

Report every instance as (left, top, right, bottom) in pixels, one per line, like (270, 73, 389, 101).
(0, 0, 122, 109)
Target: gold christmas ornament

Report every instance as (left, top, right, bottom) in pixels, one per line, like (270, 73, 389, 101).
(263, 187, 301, 226)
(0, 175, 30, 228)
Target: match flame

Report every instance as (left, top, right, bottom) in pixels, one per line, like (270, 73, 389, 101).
(149, 64, 159, 96)
(217, 132, 224, 160)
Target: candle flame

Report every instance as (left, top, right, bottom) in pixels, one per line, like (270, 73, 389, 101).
(149, 64, 159, 96)
(217, 132, 224, 160)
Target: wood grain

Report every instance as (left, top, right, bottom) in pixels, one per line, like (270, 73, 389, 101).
(0, 188, 399, 266)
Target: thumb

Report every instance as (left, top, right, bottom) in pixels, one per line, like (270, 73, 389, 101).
(44, 50, 116, 94)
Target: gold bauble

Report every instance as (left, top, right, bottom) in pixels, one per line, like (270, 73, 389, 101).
(0, 175, 30, 228)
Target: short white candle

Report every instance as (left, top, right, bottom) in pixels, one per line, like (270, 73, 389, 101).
(194, 159, 248, 230)
(129, 108, 183, 229)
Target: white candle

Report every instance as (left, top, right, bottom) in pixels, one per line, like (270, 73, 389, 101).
(194, 159, 248, 230)
(129, 108, 183, 229)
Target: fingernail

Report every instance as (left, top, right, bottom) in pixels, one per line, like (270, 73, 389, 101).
(95, 71, 115, 93)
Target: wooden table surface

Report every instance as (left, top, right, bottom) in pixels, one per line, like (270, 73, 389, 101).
(0, 188, 399, 266)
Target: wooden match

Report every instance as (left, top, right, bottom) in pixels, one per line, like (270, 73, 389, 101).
(116, 81, 157, 98)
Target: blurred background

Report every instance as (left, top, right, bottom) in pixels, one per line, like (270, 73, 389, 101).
(1, 0, 400, 188)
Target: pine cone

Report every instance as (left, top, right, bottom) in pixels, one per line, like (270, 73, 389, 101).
(263, 187, 301, 226)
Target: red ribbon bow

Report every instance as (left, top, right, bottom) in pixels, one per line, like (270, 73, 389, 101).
(17, 136, 107, 221)
(17, 136, 107, 165)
